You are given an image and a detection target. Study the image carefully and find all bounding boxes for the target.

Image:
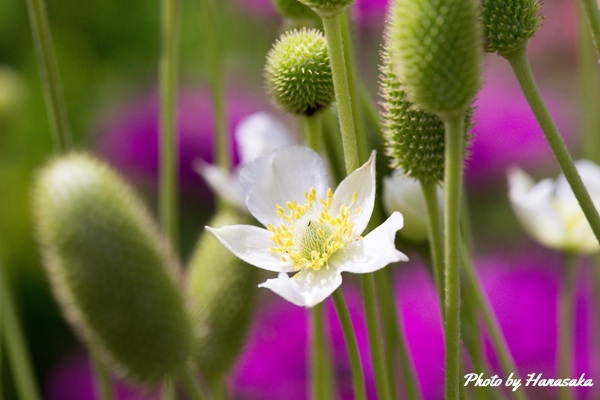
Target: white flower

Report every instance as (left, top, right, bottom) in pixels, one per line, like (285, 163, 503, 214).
(507, 160, 600, 254)
(207, 146, 408, 307)
(194, 112, 296, 210)
(383, 170, 442, 243)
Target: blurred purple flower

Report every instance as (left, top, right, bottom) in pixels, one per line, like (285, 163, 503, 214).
(229, 286, 377, 399)
(45, 352, 159, 400)
(95, 88, 262, 197)
(466, 61, 575, 189)
(352, 0, 389, 27)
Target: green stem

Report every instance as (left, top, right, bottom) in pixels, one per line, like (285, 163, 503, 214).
(209, 374, 230, 400)
(376, 269, 422, 400)
(332, 290, 366, 400)
(360, 275, 392, 400)
(339, 11, 367, 163)
(420, 182, 445, 308)
(580, 0, 600, 56)
(311, 304, 333, 400)
(179, 367, 208, 400)
(0, 263, 42, 400)
(25, 0, 72, 152)
(578, 0, 600, 163)
(558, 253, 578, 400)
(321, 14, 359, 174)
(159, 0, 180, 247)
(441, 111, 465, 400)
(303, 114, 322, 151)
(161, 378, 175, 400)
(503, 46, 600, 247)
(90, 350, 115, 400)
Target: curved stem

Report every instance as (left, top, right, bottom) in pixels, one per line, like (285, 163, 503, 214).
(558, 253, 578, 400)
(441, 111, 465, 400)
(0, 263, 42, 400)
(503, 46, 600, 248)
(321, 14, 359, 174)
(25, 0, 72, 152)
(159, 0, 180, 247)
(90, 350, 115, 400)
(580, 0, 600, 56)
(420, 182, 445, 309)
(303, 114, 322, 151)
(332, 290, 366, 400)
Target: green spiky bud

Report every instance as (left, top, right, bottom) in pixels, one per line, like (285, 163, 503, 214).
(264, 28, 334, 116)
(296, 0, 354, 17)
(379, 44, 473, 184)
(482, 0, 542, 54)
(33, 153, 193, 383)
(187, 210, 259, 379)
(389, 0, 482, 115)
(271, 0, 318, 21)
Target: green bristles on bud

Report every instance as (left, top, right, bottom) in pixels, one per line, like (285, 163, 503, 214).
(389, 0, 482, 115)
(296, 0, 355, 17)
(186, 210, 259, 379)
(482, 0, 542, 54)
(33, 153, 193, 383)
(264, 28, 334, 116)
(380, 49, 446, 184)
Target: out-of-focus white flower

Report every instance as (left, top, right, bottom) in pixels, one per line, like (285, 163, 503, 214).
(383, 170, 442, 243)
(507, 160, 600, 254)
(195, 112, 296, 210)
(207, 146, 408, 307)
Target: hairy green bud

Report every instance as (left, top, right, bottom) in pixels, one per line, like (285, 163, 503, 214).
(33, 153, 193, 383)
(296, 0, 355, 17)
(482, 0, 542, 54)
(265, 28, 334, 116)
(187, 210, 259, 379)
(389, 0, 482, 115)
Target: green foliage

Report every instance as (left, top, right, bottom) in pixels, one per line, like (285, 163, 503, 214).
(33, 153, 193, 383)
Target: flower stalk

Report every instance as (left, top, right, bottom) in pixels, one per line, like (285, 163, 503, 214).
(558, 253, 578, 400)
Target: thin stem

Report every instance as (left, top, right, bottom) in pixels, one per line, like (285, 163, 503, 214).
(420, 182, 445, 308)
(0, 263, 42, 400)
(90, 350, 115, 400)
(460, 202, 527, 400)
(25, 0, 72, 152)
(441, 110, 465, 400)
(578, 0, 600, 163)
(179, 367, 208, 400)
(199, 0, 231, 172)
(503, 46, 600, 247)
(321, 15, 359, 174)
(159, 0, 180, 246)
(580, 0, 600, 56)
(558, 253, 578, 400)
(376, 269, 422, 400)
(332, 290, 366, 400)
(361, 275, 392, 400)
(209, 374, 230, 400)
(310, 304, 332, 400)
(161, 378, 175, 400)
(339, 11, 367, 163)
(303, 114, 322, 151)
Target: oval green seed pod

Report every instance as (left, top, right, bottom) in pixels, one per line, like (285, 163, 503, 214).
(33, 153, 193, 383)
(296, 0, 354, 17)
(482, 0, 542, 54)
(186, 210, 259, 379)
(264, 28, 334, 116)
(389, 0, 482, 115)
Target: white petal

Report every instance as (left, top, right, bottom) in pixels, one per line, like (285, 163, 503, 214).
(240, 146, 329, 227)
(258, 269, 342, 307)
(332, 151, 376, 236)
(193, 160, 246, 209)
(235, 112, 296, 165)
(206, 224, 295, 272)
(335, 212, 408, 274)
(555, 160, 600, 205)
(507, 167, 566, 248)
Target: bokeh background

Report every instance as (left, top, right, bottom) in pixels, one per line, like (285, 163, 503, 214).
(2, 0, 599, 398)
